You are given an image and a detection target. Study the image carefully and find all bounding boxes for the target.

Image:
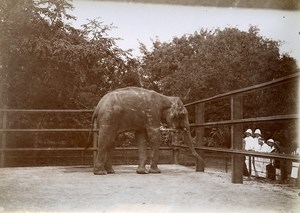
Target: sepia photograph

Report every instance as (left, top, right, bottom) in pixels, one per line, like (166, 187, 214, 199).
(0, 0, 300, 212)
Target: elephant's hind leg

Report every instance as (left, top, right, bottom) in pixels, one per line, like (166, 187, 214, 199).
(104, 148, 115, 174)
(94, 126, 117, 175)
(136, 131, 148, 174)
(147, 128, 161, 174)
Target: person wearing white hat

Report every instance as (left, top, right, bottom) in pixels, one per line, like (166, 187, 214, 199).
(252, 129, 263, 178)
(246, 129, 253, 134)
(251, 137, 263, 178)
(243, 129, 254, 151)
(265, 139, 277, 180)
(243, 129, 254, 177)
(258, 138, 275, 178)
(253, 129, 262, 151)
(254, 129, 262, 135)
(256, 137, 272, 178)
(267, 139, 275, 152)
(260, 138, 271, 153)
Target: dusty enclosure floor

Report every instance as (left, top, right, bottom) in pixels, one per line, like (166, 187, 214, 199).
(0, 164, 299, 213)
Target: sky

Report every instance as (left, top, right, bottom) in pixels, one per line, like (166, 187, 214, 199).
(70, 0, 300, 64)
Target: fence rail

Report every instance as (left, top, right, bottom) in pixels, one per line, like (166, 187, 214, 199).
(0, 147, 172, 152)
(0, 109, 94, 113)
(185, 72, 299, 107)
(0, 129, 94, 132)
(190, 114, 298, 127)
(174, 145, 300, 161)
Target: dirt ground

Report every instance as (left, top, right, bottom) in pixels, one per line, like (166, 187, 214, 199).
(0, 164, 299, 213)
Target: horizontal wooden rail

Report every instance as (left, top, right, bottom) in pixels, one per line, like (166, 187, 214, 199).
(1, 114, 296, 132)
(0, 128, 177, 133)
(0, 129, 95, 133)
(0, 147, 173, 152)
(0, 109, 94, 113)
(190, 114, 298, 127)
(174, 145, 300, 161)
(0, 113, 294, 133)
(185, 72, 299, 107)
(0, 147, 97, 152)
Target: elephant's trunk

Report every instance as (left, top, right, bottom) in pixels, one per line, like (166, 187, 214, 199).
(183, 128, 205, 164)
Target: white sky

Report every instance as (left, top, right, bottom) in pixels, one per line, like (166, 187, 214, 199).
(70, 0, 300, 64)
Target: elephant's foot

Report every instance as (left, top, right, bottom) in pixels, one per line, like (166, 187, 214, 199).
(94, 169, 107, 175)
(104, 164, 115, 174)
(136, 167, 148, 174)
(106, 168, 115, 174)
(149, 167, 161, 174)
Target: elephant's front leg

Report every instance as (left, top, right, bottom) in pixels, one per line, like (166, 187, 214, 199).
(148, 128, 161, 174)
(136, 131, 148, 174)
(104, 150, 115, 174)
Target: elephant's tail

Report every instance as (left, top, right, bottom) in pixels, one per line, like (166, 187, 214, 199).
(84, 112, 97, 150)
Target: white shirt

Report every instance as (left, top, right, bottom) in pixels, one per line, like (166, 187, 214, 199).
(244, 136, 254, 151)
(253, 137, 261, 152)
(260, 143, 271, 153)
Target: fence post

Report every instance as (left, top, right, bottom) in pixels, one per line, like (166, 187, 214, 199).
(225, 156, 228, 173)
(172, 147, 179, 164)
(195, 103, 205, 172)
(92, 122, 97, 165)
(296, 163, 300, 188)
(1, 106, 7, 167)
(231, 95, 244, 184)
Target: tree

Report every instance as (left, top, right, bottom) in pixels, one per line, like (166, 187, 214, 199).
(0, 0, 138, 109)
(140, 27, 298, 100)
(0, 0, 140, 156)
(139, 26, 299, 148)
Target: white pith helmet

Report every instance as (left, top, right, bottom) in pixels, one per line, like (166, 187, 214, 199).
(254, 129, 261, 135)
(245, 129, 252, 135)
(267, 139, 275, 143)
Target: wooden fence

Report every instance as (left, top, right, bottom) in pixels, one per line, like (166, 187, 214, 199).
(182, 72, 300, 184)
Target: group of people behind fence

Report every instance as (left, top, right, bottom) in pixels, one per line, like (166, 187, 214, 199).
(242, 128, 290, 182)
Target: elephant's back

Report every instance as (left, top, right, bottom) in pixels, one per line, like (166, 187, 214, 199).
(112, 87, 155, 96)
(100, 87, 157, 107)
(95, 87, 161, 117)
(95, 88, 139, 112)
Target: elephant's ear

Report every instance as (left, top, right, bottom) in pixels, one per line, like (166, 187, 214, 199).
(170, 97, 186, 120)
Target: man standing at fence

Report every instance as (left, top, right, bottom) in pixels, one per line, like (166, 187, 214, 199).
(243, 129, 254, 177)
(266, 139, 277, 180)
(252, 129, 263, 178)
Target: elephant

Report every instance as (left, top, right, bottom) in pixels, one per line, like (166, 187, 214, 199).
(86, 87, 204, 175)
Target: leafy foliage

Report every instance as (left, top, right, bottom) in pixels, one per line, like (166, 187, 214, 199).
(139, 26, 298, 148)
(0, 0, 140, 150)
(0, 0, 139, 109)
(140, 27, 297, 101)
